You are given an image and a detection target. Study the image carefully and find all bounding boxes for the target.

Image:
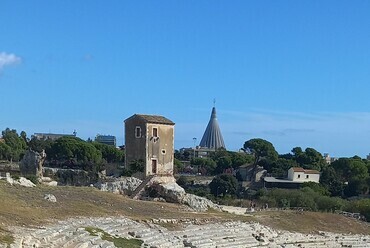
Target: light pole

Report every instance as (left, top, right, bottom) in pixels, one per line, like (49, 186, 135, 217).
(192, 137, 197, 159)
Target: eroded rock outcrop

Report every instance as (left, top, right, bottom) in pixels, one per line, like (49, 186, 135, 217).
(44, 194, 57, 202)
(96, 177, 142, 195)
(19, 149, 46, 180)
(141, 176, 220, 212)
(3, 173, 36, 187)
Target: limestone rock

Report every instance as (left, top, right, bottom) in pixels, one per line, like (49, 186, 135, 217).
(43, 181, 58, 186)
(154, 182, 185, 203)
(40, 176, 58, 186)
(18, 177, 36, 187)
(44, 194, 57, 202)
(149, 178, 221, 212)
(5, 175, 36, 187)
(182, 193, 220, 212)
(19, 149, 46, 179)
(96, 177, 142, 195)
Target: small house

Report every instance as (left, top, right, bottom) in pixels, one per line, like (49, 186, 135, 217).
(264, 167, 320, 189)
(287, 167, 320, 183)
(124, 114, 175, 179)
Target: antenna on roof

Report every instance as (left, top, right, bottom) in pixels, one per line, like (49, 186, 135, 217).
(213, 98, 216, 107)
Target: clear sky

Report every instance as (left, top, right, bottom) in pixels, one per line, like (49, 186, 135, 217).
(1, 1, 370, 157)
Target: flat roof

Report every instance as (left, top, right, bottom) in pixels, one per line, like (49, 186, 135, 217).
(264, 177, 304, 184)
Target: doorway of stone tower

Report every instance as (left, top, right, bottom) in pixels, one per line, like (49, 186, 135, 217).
(151, 159, 157, 174)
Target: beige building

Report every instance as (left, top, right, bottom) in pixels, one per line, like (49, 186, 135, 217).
(124, 114, 175, 179)
(287, 167, 320, 183)
(264, 167, 320, 188)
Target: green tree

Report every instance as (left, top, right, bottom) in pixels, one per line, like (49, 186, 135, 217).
(176, 175, 189, 186)
(0, 142, 12, 161)
(47, 137, 102, 172)
(230, 152, 253, 168)
(129, 159, 145, 173)
(244, 138, 278, 166)
(320, 166, 344, 197)
(345, 199, 370, 221)
(316, 196, 345, 212)
(28, 136, 54, 153)
(1, 128, 28, 161)
(302, 182, 330, 196)
(243, 138, 278, 182)
(331, 158, 369, 197)
(209, 174, 238, 197)
(293, 147, 326, 171)
(92, 142, 124, 163)
(174, 158, 184, 173)
(267, 158, 298, 178)
(215, 156, 233, 174)
(20, 131, 28, 144)
(191, 157, 217, 175)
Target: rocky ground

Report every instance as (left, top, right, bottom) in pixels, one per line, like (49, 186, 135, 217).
(4, 216, 370, 248)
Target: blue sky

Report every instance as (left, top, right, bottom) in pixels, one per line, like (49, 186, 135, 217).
(1, 1, 370, 157)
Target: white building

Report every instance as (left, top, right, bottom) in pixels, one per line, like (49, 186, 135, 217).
(287, 167, 320, 183)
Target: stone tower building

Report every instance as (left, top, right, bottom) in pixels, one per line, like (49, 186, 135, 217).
(124, 114, 175, 179)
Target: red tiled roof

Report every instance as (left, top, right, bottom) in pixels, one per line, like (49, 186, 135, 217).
(291, 167, 320, 174)
(291, 167, 305, 172)
(304, 169, 320, 174)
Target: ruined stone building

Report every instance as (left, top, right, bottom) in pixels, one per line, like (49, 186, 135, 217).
(124, 114, 175, 179)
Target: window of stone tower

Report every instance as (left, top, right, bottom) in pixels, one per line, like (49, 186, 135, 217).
(135, 126, 141, 138)
(153, 127, 158, 137)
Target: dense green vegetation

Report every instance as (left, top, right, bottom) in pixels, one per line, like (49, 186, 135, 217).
(0, 128, 27, 162)
(0, 128, 124, 174)
(176, 138, 370, 221)
(1, 127, 369, 220)
(175, 148, 253, 176)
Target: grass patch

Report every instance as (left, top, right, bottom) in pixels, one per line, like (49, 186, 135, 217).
(156, 222, 183, 231)
(85, 226, 143, 248)
(0, 234, 14, 247)
(0, 227, 14, 247)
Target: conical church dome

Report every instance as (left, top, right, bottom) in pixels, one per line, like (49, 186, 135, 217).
(199, 107, 226, 149)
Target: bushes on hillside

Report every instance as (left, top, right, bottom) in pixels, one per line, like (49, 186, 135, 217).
(345, 199, 370, 221)
(256, 187, 346, 212)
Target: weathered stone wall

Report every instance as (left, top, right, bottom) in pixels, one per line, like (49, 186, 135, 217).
(96, 177, 142, 195)
(19, 150, 46, 179)
(43, 167, 97, 186)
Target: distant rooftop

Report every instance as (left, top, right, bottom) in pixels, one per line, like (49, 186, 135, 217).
(32, 132, 77, 141)
(125, 114, 175, 125)
(291, 167, 320, 174)
(264, 177, 304, 184)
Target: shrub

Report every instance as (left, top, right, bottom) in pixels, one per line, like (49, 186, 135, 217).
(176, 176, 188, 186)
(26, 175, 38, 184)
(316, 196, 345, 212)
(345, 199, 370, 221)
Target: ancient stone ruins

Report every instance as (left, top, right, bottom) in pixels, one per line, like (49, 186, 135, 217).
(5, 216, 370, 248)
